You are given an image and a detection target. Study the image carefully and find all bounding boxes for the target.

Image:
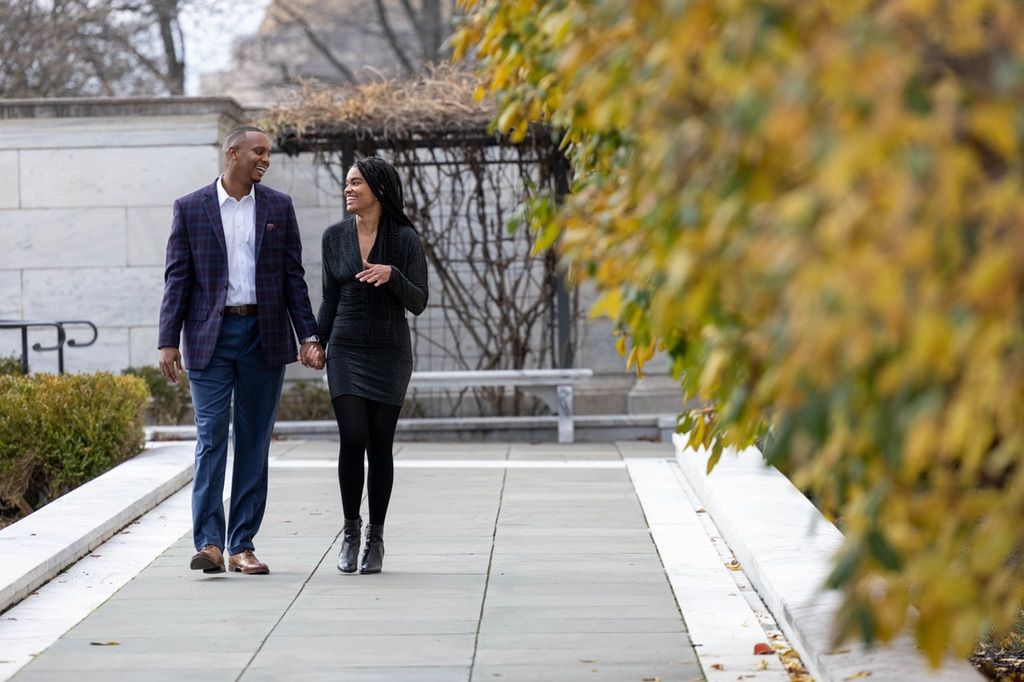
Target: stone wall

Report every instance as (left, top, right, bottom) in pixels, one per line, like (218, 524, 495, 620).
(0, 98, 244, 374)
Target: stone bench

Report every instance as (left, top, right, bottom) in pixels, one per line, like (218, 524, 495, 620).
(325, 368, 593, 443)
(408, 369, 594, 444)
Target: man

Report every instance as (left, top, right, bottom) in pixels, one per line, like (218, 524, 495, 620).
(158, 125, 324, 575)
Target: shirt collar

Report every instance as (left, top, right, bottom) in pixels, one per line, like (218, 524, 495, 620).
(217, 175, 255, 206)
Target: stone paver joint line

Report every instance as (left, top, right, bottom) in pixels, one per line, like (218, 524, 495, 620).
(468, 445, 510, 679)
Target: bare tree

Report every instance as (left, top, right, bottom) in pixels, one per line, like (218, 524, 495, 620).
(0, 0, 194, 98)
(267, 0, 458, 83)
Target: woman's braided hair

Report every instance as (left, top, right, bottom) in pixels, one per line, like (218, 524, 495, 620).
(352, 156, 417, 326)
(353, 156, 416, 267)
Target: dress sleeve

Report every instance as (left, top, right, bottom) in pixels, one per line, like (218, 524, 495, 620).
(386, 227, 428, 315)
(316, 229, 339, 345)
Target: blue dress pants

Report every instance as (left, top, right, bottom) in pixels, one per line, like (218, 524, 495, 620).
(187, 314, 285, 555)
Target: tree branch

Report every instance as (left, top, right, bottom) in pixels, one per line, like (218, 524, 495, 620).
(373, 0, 415, 75)
(273, 0, 359, 84)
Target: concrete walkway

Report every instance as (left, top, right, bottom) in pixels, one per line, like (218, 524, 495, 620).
(10, 441, 748, 682)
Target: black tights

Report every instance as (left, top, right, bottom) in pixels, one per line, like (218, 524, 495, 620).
(331, 395, 401, 525)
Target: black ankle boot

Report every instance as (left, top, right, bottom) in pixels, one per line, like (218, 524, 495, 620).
(359, 524, 384, 574)
(337, 517, 362, 573)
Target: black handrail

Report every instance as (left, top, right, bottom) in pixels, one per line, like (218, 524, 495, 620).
(0, 319, 99, 374)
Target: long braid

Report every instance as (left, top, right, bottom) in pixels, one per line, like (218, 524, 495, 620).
(354, 156, 416, 332)
(354, 156, 415, 268)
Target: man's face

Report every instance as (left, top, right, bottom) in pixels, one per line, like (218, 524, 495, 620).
(229, 131, 271, 184)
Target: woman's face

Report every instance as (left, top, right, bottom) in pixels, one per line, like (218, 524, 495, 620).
(345, 166, 378, 215)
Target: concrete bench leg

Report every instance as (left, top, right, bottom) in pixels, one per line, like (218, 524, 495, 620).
(523, 385, 576, 443)
(557, 385, 574, 444)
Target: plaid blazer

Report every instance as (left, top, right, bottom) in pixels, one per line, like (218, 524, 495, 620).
(158, 180, 318, 370)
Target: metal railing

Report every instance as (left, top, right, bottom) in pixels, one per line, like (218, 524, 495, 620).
(0, 319, 99, 374)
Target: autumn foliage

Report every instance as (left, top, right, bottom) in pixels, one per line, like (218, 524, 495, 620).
(454, 0, 1024, 665)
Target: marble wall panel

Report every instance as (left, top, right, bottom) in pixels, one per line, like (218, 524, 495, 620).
(20, 146, 218, 208)
(0, 151, 19, 208)
(573, 281, 634, 374)
(0, 208, 127, 269)
(270, 154, 342, 209)
(126, 206, 174, 266)
(129, 326, 159, 368)
(0, 270, 21, 318)
(0, 114, 224, 150)
(23, 266, 164, 328)
(293, 207, 333, 266)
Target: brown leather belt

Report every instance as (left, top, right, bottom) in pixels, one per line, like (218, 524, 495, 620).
(224, 304, 257, 316)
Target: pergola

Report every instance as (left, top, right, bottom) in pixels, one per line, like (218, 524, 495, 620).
(262, 66, 577, 375)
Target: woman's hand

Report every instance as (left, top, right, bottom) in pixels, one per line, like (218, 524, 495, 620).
(357, 259, 392, 287)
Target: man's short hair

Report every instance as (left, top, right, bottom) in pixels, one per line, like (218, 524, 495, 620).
(223, 125, 266, 153)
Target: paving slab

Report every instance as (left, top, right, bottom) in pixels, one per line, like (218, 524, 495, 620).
(242, 667, 472, 682)
(470, 662, 702, 682)
(8, 443, 712, 681)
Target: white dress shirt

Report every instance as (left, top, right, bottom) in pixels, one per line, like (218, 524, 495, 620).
(217, 176, 257, 306)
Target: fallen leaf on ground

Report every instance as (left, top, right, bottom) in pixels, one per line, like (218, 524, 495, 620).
(725, 560, 742, 571)
(753, 642, 773, 655)
(843, 673, 872, 680)
(89, 641, 120, 646)
(757, 660, 769, 670)
(710, 663, 725, 670)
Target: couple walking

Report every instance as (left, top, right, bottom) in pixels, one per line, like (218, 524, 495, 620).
(157, 125, 428, 577)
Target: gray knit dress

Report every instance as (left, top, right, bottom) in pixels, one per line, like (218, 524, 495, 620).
(317, 216, 429, 405)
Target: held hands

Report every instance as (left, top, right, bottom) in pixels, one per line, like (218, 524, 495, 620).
(357, 259, 392, 287)
(300, 341, 325, 370)
(159, 347, 183, 384)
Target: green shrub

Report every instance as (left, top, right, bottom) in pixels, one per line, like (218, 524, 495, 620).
(122, 365, 192, 425)
(277, 380, 333, 421)
(0, 355, 24, 376)
(0, 373, 148, 517)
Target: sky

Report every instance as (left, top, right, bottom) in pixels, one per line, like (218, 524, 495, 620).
(179, 0, 273, 95)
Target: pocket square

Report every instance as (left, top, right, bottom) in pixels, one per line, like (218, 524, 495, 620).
(266, 222, 277, 231)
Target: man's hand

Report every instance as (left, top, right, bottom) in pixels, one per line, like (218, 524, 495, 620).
(299, 342, 324, 370)
(159, 347, 183, 384)
(357, 259, 392, 287)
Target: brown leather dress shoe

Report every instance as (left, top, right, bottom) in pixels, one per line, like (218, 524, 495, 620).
(228, 549, 270, 575)
(190, 545, 225, 574)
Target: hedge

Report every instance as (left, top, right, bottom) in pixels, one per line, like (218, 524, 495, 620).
(122, 365, 192, 425)
(0, 373, 148, 517)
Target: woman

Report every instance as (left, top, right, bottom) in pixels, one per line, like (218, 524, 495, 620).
(316, 156, 428, 574)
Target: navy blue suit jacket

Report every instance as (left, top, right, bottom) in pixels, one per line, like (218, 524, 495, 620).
(158, 180, 317, 370)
